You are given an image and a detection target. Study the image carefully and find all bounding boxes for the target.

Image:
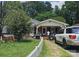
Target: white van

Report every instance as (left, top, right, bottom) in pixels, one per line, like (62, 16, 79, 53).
(55, 26, 79, 48)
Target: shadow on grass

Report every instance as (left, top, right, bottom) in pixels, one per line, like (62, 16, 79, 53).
(17, 39, 33, 43)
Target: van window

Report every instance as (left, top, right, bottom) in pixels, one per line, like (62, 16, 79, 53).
(66, 27, 79, 34)
(58, 29, 64, 34)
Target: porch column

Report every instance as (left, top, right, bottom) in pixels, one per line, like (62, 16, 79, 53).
(45, 27, 47, 35)
(42, 26, 47, 35)
(42, 26, 43, 34)
(36, 26, 38, 34)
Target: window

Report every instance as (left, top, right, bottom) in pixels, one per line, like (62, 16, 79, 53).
(66, 27, 79, 34)
(58, 29, 64, 34)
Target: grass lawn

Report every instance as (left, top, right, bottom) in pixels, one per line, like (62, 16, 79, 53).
(40, 40, 72, 57)
(0, 39, 40, 57)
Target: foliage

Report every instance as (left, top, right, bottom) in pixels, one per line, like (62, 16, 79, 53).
(22, 1, 67, 23)
(0, 2, 4, 35)
(3, 1, 31, 41)
(53, 16, 65, 22)
(35, 11, 56, 21)
(54, 5, 61, 16)
(61, 1, 79, 25)
(22, 1, 53, 18)
(4, 10, 31, 40)
(22, 1, 65, 22)
(3, 1, 23, 10)
(0, 39, 39, 57)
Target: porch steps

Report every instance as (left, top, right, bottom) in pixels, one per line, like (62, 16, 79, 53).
(43, 36, 49, 40)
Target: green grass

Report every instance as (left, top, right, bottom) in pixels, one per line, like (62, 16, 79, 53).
(0, 39, 40, 57)
(59, 47, 72, 57)
(39, 41, 50, 57)
(39, 40, 71, 57)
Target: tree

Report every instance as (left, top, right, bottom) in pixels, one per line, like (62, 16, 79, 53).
(35, 11, 56, 21)
(0, 1, 5, 39)
(75, 1, 79, 23)
(44, 1, 52, 11)
(54, 5, 60, 16)
(3, 2, 31, 41)
(61, 1, 79, 25)
(22, 1, 52, 18)
(0, 2, 3, 36)
(3, 1, 23, 10)
(4, 10, 31, 41)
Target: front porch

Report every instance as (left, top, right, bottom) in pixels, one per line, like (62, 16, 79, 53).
(31, 19, 69, 39)
(35, 26, 61, 36)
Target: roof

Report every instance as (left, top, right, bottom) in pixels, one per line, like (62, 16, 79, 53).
(36, 19, 69, 27)
(72, 24, 79, 26)
(37, 19, 68, 25)
(31, 19, 40, 26)
(66, 25, 79, 28)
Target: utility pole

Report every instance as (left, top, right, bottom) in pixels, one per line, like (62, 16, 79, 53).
(0, 1, 3, 40)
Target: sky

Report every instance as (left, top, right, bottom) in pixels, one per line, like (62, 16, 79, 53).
(50, 1, 65, 9)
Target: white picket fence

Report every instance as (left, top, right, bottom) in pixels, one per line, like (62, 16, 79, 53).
(27, 37, 43, 57)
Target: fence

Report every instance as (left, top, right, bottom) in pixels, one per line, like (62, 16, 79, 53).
(27, 37, 43, 57)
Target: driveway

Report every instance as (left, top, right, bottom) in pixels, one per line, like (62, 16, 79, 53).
(65, 46, 79, 57)
(40, 40, 71, 57)
(56, 41, 79, 57)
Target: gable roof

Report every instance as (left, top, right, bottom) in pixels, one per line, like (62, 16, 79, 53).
(37, 19, 68, 26)
(31, 19, 40, 26)
(36, 19, 69, 28)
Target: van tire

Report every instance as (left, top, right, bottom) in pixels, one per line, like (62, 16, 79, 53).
(62, 39, 67, 49)
(55, 39, 58, 44)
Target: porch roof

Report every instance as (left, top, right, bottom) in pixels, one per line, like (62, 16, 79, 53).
(36, 19, 69, 28)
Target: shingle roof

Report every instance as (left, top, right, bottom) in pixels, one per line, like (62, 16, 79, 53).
(31, 19, 40, 26)
(36, 19, 68, 26)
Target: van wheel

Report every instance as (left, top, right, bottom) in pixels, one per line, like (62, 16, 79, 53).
(55, 39, 58, 44)
(63, 39, 67, 49)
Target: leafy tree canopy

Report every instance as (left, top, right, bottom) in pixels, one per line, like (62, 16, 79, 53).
(61, 1, 79, 25)
(22, 1, 53, 17)
(3, 1, 31, 41)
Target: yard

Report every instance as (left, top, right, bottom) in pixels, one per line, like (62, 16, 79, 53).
(0, 39, 40, 57)
(40, 40, 72, 57)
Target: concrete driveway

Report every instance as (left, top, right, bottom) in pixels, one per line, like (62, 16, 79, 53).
(56, 41, 79, 57)
(65, 46, 79, 57)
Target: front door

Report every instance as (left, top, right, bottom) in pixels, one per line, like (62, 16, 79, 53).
(42, 27, 46, 35)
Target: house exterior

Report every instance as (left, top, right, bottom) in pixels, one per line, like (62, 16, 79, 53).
(1, 26, 15, 41)
(1, 19, 69, 40)
(31, 19, 69, 36)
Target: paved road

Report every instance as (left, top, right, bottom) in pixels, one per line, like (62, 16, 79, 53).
(66, 46, 79, 57)
(69, 50, 79, 57)
(56, 42, 79, 57)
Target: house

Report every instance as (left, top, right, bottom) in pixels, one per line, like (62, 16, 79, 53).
(1, 26, 15, 41)
(1, 19, 69, 40)
(31, 19, 69, 37)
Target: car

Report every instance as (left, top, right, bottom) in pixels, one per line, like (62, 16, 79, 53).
(55, 26, 79, 48)
(49, 32, 56, 40)
(33, 34, 41, 39)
